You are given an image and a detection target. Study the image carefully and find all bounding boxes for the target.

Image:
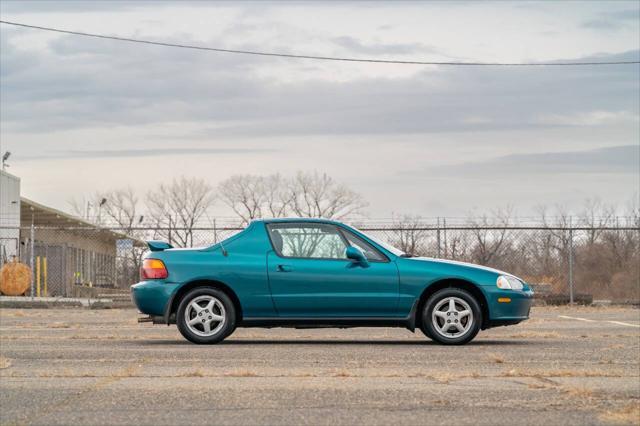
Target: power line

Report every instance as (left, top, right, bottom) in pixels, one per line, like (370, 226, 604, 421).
(1, 20, 639, 67)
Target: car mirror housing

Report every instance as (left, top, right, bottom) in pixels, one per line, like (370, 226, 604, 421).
(346, 246, 368, 265)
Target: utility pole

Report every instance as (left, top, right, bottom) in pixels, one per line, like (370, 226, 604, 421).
(568, 216, 574, 304)
(30, 212, 35, 299)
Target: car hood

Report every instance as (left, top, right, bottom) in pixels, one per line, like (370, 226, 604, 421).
(407, 256, 521, 280)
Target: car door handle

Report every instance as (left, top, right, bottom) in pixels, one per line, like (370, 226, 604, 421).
(277, 264, 293, 272)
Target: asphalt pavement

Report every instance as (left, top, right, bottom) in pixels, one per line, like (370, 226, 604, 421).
(1, 306, 639, 425)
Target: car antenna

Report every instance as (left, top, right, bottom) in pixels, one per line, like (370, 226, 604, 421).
(211, 216, 228, 256)
(218, 239, 228, 257)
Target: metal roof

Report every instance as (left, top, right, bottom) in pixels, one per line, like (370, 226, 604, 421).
(20, 197, 145, 244)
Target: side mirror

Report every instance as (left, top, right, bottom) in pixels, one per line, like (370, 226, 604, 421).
(346, 246, 368, 265)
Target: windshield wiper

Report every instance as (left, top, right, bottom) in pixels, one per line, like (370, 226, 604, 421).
(400, 253, 416, 258)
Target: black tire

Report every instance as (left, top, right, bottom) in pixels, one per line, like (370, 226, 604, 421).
(176, 287, 236, 344)
(420, 288, 482, 345)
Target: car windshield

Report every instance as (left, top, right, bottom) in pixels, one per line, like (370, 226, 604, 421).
(349, 226, 406, 257)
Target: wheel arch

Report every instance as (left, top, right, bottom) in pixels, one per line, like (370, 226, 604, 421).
(414, 278, 490, 330)
(165, 279, 243, 325)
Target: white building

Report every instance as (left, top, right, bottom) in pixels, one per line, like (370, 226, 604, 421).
(0, 169, 21, 266)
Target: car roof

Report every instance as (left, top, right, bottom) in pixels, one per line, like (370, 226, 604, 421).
(254, 217, 342, 226)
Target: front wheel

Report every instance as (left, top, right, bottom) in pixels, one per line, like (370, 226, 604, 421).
(176, 288, 236, 344)
(420, 288, 482, 345)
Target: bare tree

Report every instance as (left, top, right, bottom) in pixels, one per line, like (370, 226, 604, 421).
(579, 198, 614, 246)
(69, 188, 146, 288)
(67, 195, 109, 224)
(288, 171, 367, 219)
(468, 206, 513, 265)
(98, 187, 141, 229)
(627, 193, 640, 229)
(444, 229, 470, 261)
(98, 187, 146, 287)
(218, 175, 265, 225)
(219, 171, 365, 223)
(391, 215, 428, 256)
(146, 176, 216, 247)
(263, 174, 292, 218)
(536, 204, 573, 256)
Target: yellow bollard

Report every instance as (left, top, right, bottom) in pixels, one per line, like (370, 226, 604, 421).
(43, 257, 48, 297)
(36, 256, 41, 297)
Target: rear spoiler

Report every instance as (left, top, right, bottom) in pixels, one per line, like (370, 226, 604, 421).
(146, 241, 174, 252)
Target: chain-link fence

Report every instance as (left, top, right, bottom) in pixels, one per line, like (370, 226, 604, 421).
(1, 223, 638, 303)
(360, 225, 639, 304)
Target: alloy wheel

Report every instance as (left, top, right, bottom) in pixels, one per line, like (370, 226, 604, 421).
(431, 296, 474, 339)
(184, 295, 226, 337)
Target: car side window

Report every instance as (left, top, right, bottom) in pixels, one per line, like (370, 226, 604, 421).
(268, 224, 349, 259)
(340, 229, 387, 262)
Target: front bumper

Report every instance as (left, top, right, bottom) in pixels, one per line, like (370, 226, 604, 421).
(131, 280, 180, 317)
(485, 287, 534, 326)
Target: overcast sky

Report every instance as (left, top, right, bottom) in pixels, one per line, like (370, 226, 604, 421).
(1, 1, 638, 219)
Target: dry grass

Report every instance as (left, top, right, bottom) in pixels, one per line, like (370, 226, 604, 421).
(331, 369, 354, 378)
(1, 333, 173, 341)
(527, 382, 553, 390)
(291, 372, 315, 378)
(38, 368, 75, 378)
(502, 368, 624, 378)
(183, 369, 205, 377)
(1, 310, 25, 317)
(114, 365, 139, 378)
(507, 331, 562, 339)
(600, 403, 640, 425)
(562, 386, 595, 399)
(605, 344, 626, 351)
(431, 373, 455, 384)
(49, 322, 71, 329)
(488, 353, 505, 364)
(0, 356, 11, 369)
(223, 369, 259, 377)
(527, 381, 596, 401)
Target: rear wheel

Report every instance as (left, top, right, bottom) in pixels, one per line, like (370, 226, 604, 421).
(420, 288, 481, 345)
(176, 288, 236, 344)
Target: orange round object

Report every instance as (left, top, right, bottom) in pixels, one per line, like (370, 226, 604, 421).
(0, 260, 31, 296)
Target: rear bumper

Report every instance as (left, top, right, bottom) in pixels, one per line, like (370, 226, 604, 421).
(485, 288, 534, 326)
(131, 280, 180, 317)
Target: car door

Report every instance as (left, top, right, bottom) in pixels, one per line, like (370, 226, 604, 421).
(266, 222, 399, 317)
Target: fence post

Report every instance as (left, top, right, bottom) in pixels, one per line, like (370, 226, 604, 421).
(214, 218, 218, 244)
(568, 217, 574, 305)
(442, 218, 447, 259)
(36, 256, 41, 297)
(43, 257, 48, 297)
(436, 217, 441, 258)
(30, 219, 35, 299)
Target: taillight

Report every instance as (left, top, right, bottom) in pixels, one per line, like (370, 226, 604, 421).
(140, 258, 168, 280)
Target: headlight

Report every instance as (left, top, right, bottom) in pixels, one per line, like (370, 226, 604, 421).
(496, 275, 523, 290)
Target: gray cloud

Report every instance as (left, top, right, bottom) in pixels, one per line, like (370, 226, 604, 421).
(1, 2, 638, 217)
(1, 25, 637, 141)
(331, 36, 440, 55)
(412, 145, 640, 178)
(582, 19, 620, 30)
(0, 1, 208, 14)
(581, 8, 640, 31)
(18, 147, 277, 160)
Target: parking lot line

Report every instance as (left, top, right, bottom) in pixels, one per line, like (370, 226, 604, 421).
(558, 315, 596, 322)
(607, 320, 640, 328)
(558, 315, 640, 328)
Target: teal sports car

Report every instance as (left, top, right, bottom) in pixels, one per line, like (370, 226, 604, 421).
(131, 218, 533, 345)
